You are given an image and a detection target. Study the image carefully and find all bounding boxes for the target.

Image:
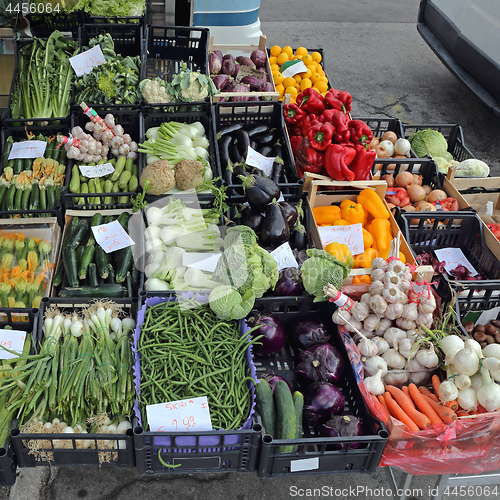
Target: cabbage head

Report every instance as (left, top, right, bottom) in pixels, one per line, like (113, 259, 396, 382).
(408, 129, 453, 161)
(209, 286, 255, 320)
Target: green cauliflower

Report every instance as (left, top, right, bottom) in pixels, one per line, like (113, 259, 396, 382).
(301, 249, 350, 302)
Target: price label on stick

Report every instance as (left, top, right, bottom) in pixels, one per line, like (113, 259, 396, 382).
(92, 220, 135, 254)
(146, 396, 212, 432)
(8, 141, 47, 160)
(79, 163, 115, 179)
(182, 252, 221, 273)
(433, 248, 478, 276)
(70, 45, 106, 77)
(271, 242, 299, 271)
(245, 146, 276, 177)
(317, 223, 364, 256)
(0, 329, 26, 360)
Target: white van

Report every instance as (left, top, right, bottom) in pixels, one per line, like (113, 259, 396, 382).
(418, 0, 500, 118)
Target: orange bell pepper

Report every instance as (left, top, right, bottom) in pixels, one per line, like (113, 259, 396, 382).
(369, 218, 392, 257)
(398, 252, 406, 264)
(333, 219, 350, 226)
(362, 228, 373, 249)
(312, 205, 342, 225)
(341, 200, 365, 225)
(357, 188, 390, 219)
(353, 248, 378, 268)
(352, 275, 371, 284)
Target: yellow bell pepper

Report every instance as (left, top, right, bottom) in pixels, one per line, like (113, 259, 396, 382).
(353, 248, 378, 268)
(369, 218, 392, 258)
(362, 228, 373, 249)
(324, 242, 354, 268)
(398, 252, 406, 264)
(357, 188, 390, 219)
(352, 275, 371, 284)
(312, 205, 342, 226)
(333, 219, 350, 226)
(341, 200, 365, 225)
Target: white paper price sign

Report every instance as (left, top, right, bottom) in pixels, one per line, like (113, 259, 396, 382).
(92, 220, 135, 254)
(79, 162, 115, 179)
(70, 45, 106, 77)
(245, 146, 276, 177)
(0, 329, 26, 360)
(182, 252, 221, 273)
(434, 248, 478, 276)
(271, 242, 299, 271)
(281, 59, 308, 78)
(8, 141, 47, 160)
(146, 396, 212, 433)
(318, 223, 364, 255)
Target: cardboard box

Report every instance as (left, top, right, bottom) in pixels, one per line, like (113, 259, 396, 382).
(306, 179, 414, 280)
(209, 35, 279, 103)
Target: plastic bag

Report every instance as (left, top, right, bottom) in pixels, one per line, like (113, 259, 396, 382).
(341, 326, 500, 475)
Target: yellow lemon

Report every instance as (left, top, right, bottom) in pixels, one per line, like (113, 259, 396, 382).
(277, 52, 289, 66)
(311, 51, 322, 63)
(273, 71, 284, 85)
(295, 47, 308, 57)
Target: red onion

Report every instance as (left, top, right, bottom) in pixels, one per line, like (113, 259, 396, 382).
(273, 268, 303, 296)
(290, 318, 330, 350)
(321, 415, 364, 448)
(304, 382, 345, 426)
(246, 313, 286, 356)
(295, 343, 345, 385)
(260, 373, 292, 393)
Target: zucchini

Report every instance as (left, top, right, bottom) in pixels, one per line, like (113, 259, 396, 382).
(13, 187, 23, 211)
(87, 213, 103, 246)
(66, 219, 90, 249)
(255, 379, 276, 437)
(125, 158, 134, 173)
(13, 159, 23, 175)
(54, 185, 61, 206)
(59, 284, 126, 298)
(117, 212, 130, 230)
(78, 245, 95, 280)
(107, 262, 115, 283)
(21, 185, 31, 214)
(292, 391, 304, 451)
(53, 217, 80, 288)
(5, 185, 16, 211)
(131, 264, 139, 291)
(118, 170, 132, 190)
(88, 263, 98, 287)
(0, 186, 8, 209)
(118, 195, 129, 205)
(275, 380, 296, 453)
(126, 273, 133, 297)
(78, 182, 88, 207)
(111, 156, 126, 182)
(29, 184, 39, 210)
(2, 137, 13, 172)
(104, 215, 115, 224)
(94, 178, 103, 206)
(115, 246, 133, 283)
(69, 165, 80, 193)
(39, 186, 47, 211)
(46, 185, 55, 210)
(95, 245, 110, 279)
(62, 246, 79, 287)
(128, 175, 138, 192)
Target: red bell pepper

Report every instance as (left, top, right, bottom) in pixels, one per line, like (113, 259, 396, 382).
(324, 143, 356, 181)
(488, 223, 500, 240)
(324, 88, 352, 113)
(307, 122, 334, 151)
(295, 136, 324, 174)
(434, 197, 459, 211)
(287, 122, 304, 137)
(385, 187, 410, 207)
(348, 119, 374, 146)
(348, 144, 376, 181)
(296, 88, 326, 115)
(283, 103, 306, 125)
(300, 114, 321, 136)
(329, 110, 351, 143)
(290, 135, 303, 157)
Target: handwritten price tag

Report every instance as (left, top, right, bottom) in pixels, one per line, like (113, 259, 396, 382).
(245, 146, 276, 177)
(317, 223, 364, 255)
(79, 163, 115, 179)
(433, 248, 478, 276)
(8, 141, 47, 160)
(70, 45, 106, 77)
(146, 396, 212, 433)
(0, 329, 26, 360)
(92, 220, 135, 254)
(270, 242, 299, 271)
(182, 252, 221, 273)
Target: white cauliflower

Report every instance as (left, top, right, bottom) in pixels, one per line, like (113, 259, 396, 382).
(170, 62, 219, 102)
(179, 73, 210, 101)
(139, 79, 172, 104)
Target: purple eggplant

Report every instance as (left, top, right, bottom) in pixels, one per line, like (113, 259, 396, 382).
(236, 55, 256, 68)
(223, 53, 235, 62)
(241, 205, 264, 234)
(290, 221, 307, 251)
(260, 72, 269, 83)
(212, 74, 232, 90)
(321, 415, 364, 448)
(250, 49, 267, 67)
(234, 63, 240, 78)
(246, 313, 286, 356)
(291, 318, 331, 350)
(278, 202, 298, 226)
(222, 58, 236, 76)
(212, 50, 223, 62)
(230, 83, 250, 102)
(241, 174, 280, 212)
(260, 200, 290, 248)
(273, 267, 303, 296)
(209, 51, 222, 74)
(295, 343, 345, 385)
(260, 81, 275, 101)
(240, 75, 265, 91)
(304, 382, 345, 426)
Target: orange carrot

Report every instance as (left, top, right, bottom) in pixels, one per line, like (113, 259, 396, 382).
(385, 385, 431, 430)
(420, 394, 457, 424)
(401, 386, 415, 407)
(456, 410, 470, 417)
(418, 386, 439, 401)
(378, 394, 389, 412)
(384, 392, 420, 432)
(446, 400, 458, 411)
(408, 383, 443, 425)
(432, 374, 441, 396)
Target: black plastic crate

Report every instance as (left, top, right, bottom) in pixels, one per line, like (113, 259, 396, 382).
(0, 206, 65, 228)
(373, 158, 442, 188)
(213, 101, 303, 204)
(252, 296, 388, 478)
(139, 102, 220, 205)
(0, 313, 38, 486)
(10, 296, 137, 468)
(455, 287, 500, 334)
(25, 10, 84, 38)
(63, 107, 141, 210)
(85, 1, 150, 25)
(132, 295, 261, 474)
(401, 123, 475, 162)
(397, 211, 500, 303)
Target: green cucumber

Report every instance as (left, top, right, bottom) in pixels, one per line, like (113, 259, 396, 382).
(58, 284, 126, 298)
(275, 380, 296, 453)
(292, 391, 304, 451)
(62, 246, 79, 287)
(255, 379, 276, 437)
